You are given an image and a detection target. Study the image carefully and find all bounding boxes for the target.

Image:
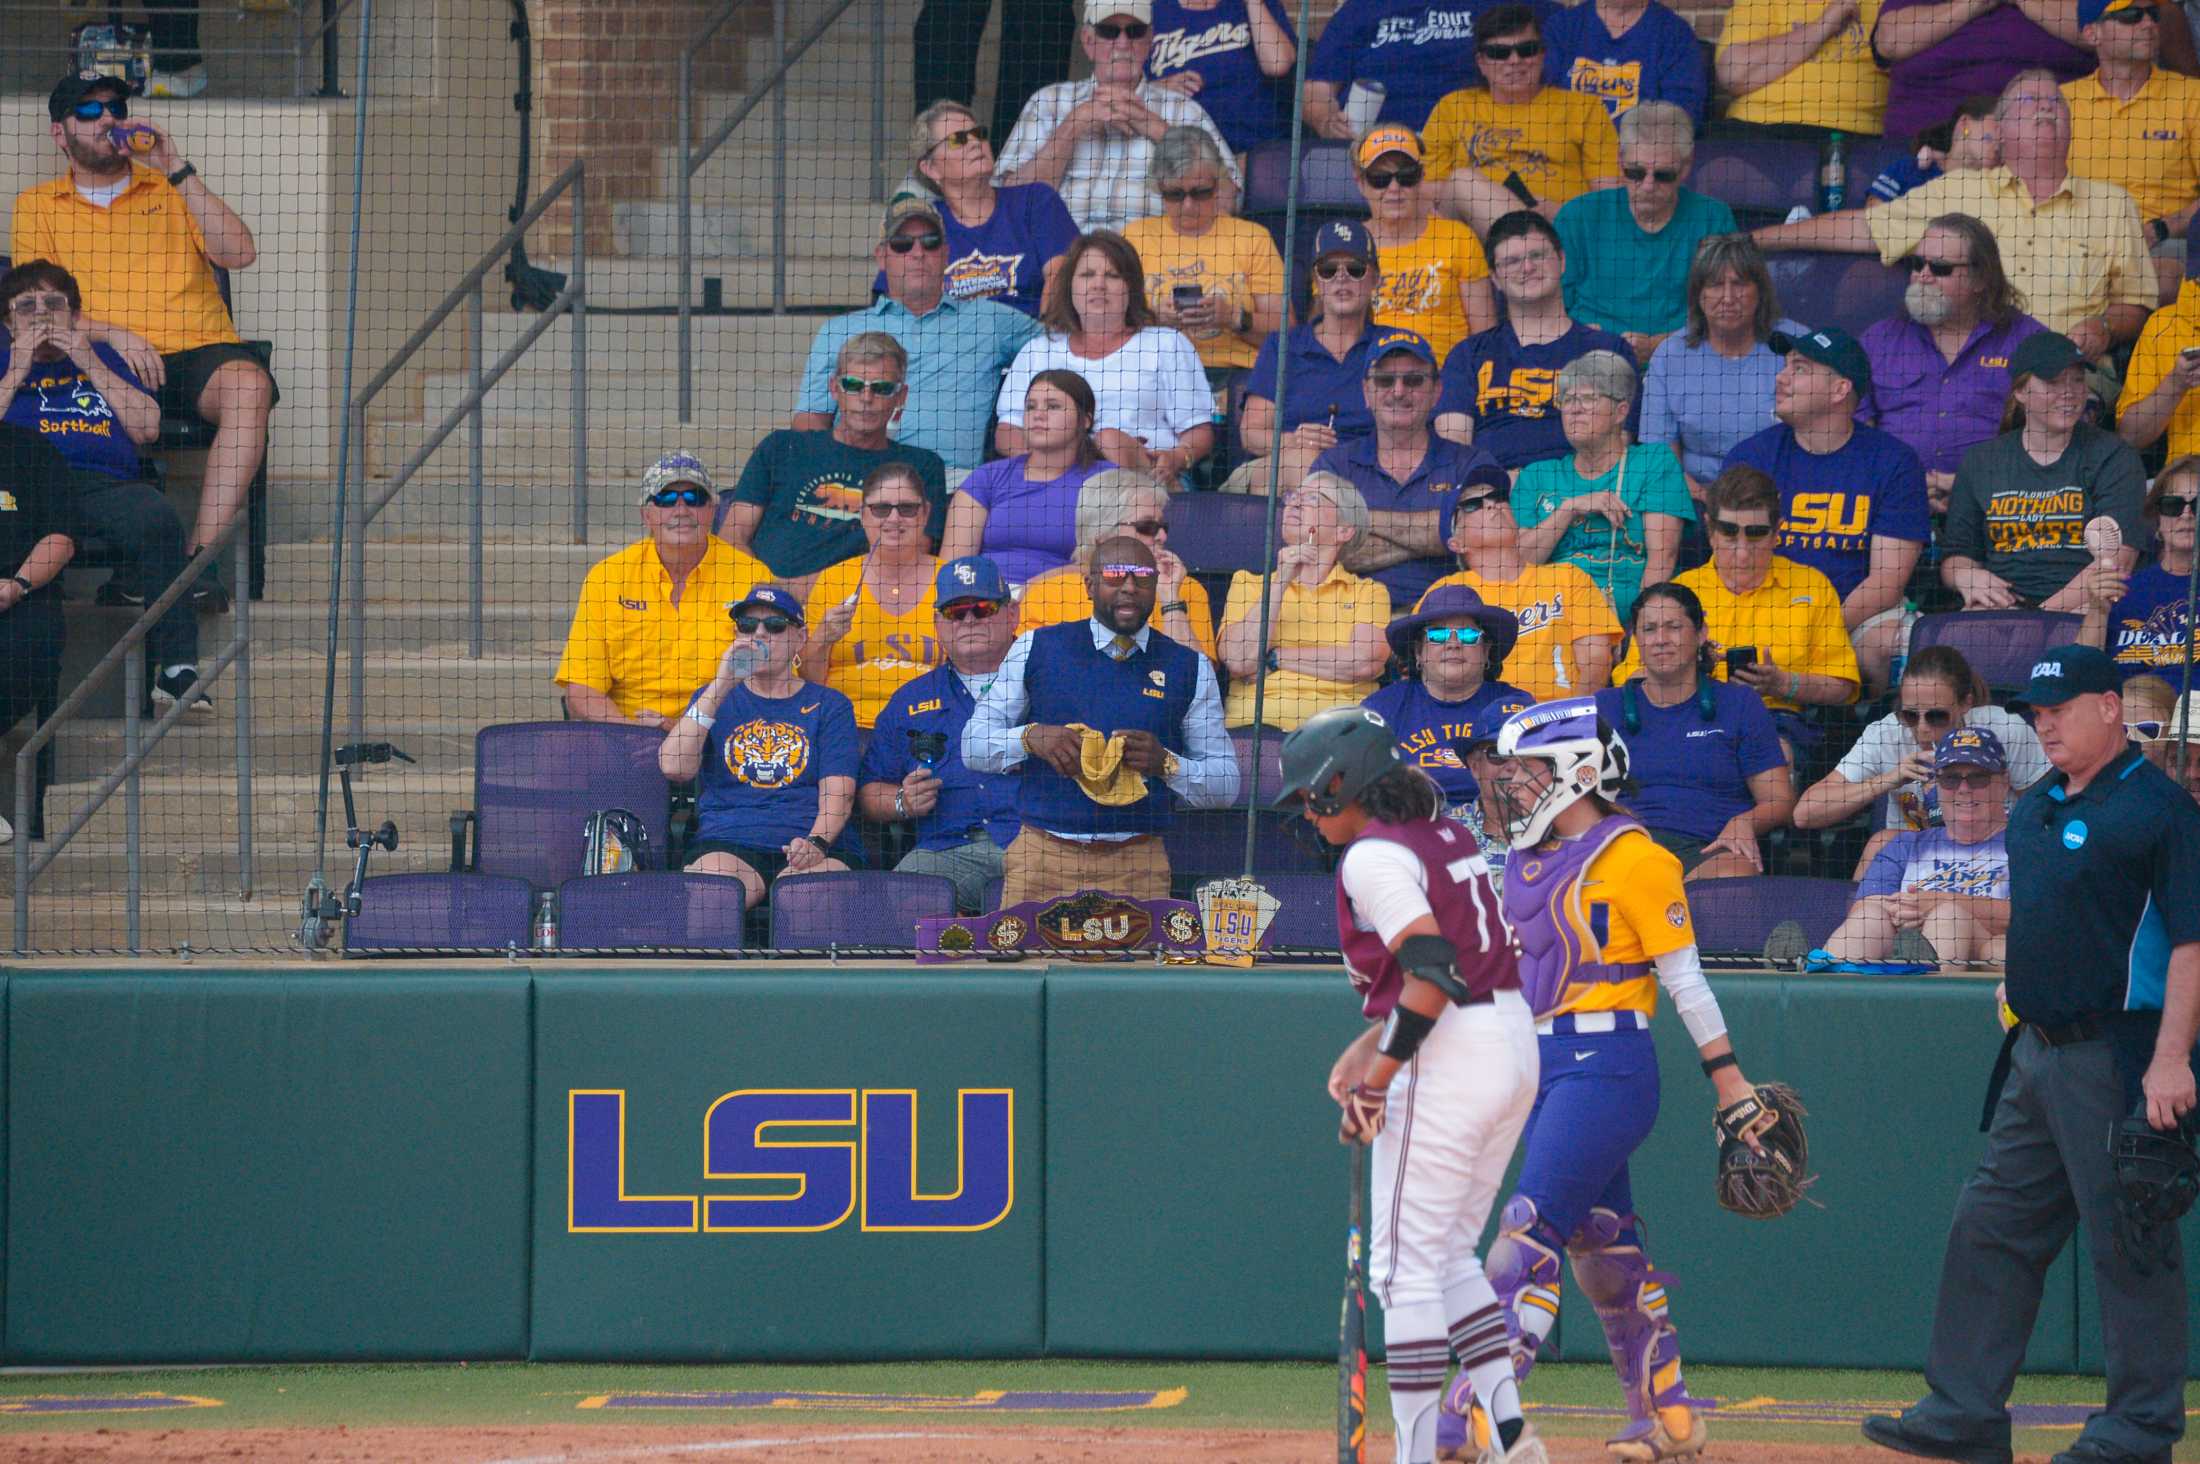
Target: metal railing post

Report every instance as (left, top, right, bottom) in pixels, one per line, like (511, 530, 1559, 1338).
(124, 646, 143, 954)
(347, 402, 368, 742)
(469, 281, 486, 658)
(233, 529, 255, 899)
(573, 172, 589, 546)
(677, 48, 694, 423)
(772, 0, 788, 315)
(871, 0, 886, 203)
(12, 739, 29, 952)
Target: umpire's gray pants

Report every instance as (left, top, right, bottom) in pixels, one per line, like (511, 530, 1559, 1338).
(1910, 1028, 2186, 1458)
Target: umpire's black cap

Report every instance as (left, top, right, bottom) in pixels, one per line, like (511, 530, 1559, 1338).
(2011, 644, 2120, 709)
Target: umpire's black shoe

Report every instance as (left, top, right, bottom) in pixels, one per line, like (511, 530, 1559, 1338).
(1862, 1414, 2013, 1464)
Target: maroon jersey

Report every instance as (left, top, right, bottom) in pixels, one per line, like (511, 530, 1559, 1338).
(1336, 815, 1523, 1019)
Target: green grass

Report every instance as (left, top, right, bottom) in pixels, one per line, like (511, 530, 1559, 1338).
(0, 1359, 2194, 1455)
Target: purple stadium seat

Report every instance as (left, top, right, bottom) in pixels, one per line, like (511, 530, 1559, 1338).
(981, 876, 1004, 914)
(556, 873, 748, 951)
(461, 722, 673, 888)
(1242, 138, 1364, 217)
(342, 872, 533, 953)
(1688, 136, 1910, 222)
(1259, 871, 1341, 954)
(768, 871, 958, 950)
(1169, 492, 1274, 577)
(1165, 807, 1332, 883)
(1911, 610, 2083, 700)
(1686, 875, 1857, 958)
(1232, 727, 1287, 807)
(1767, 252, 1906, 341)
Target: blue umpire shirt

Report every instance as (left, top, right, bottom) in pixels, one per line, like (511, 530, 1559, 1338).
(2004, 744, 2200, 1031)
(860, 663, 1022, 851)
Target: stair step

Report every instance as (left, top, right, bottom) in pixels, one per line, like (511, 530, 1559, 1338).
(615, 196, 892, 261)
(538, 253, 873, 304)
(0, 893, 302, 956)
(478, 310, 824, 370)
(648, 140, 894, 207)
(363, 418, 781, 487)
(261, 540, 615, 607)
(417, 367, 801, 423)
(33, 770, 478, 845)
(692, 90, 916, 151)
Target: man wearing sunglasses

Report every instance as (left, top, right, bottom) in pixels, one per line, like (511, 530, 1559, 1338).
(1821, 727, 2013, 967)
(796, 195, 1040, 473)
(994, 0, 1239, 233)
(1552, 103, 1736, 366)
(858, 555, 1024, 912)
(13, 75, 275, 607)
(1866, 644, 2200, 1464)
(556, 453, 769, 730)
(2064, 0, 2200, 306)
(963, 535, 1237, 905)
(1422, 5, 1621, 237)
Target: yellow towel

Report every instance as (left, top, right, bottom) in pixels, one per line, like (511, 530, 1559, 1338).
(1065, 723, 1150, 807)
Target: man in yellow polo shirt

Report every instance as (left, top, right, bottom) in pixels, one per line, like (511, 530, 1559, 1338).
(2117, 245, 2200, 460)
(2063, 0, 2200, 301)
(1753, 70, 2155, 353)
(11, 73, 276, 606)
(555, 454, 770, 728)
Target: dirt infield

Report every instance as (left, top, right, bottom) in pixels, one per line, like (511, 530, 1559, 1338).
(0, 1423, 1943, 1462)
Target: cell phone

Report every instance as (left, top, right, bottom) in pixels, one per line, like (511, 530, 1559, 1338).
(907, 730, 948, 770)
(1172, 283, 1203, 309)
(1726, 646, 1759, 674)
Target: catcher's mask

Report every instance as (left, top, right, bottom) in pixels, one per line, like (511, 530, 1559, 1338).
(1487, 697, 1631, 847)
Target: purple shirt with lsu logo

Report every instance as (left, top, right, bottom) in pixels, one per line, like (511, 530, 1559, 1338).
(1719, 421, 1930, 599)
(871, 184, 1080, 319)
(691, 680, 861, 857)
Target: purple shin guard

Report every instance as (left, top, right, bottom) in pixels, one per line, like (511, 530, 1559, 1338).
(1566, 1209, 1705, 1451)
(1439, 1197, 1564, 1458)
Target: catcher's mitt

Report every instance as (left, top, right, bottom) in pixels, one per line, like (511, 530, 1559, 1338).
(1714, 1082, 1815, 1219)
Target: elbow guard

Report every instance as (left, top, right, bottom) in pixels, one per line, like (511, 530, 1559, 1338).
(1397, 933, 1474, 1007)
(1378, 1004, 1439, 1063)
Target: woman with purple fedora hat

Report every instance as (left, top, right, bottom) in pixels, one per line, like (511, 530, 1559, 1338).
(1362, 584, 1534, 836)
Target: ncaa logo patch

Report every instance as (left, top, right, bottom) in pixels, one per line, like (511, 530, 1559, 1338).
(2061, 819, 2089, 851)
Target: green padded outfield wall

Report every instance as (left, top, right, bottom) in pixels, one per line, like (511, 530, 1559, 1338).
(528, 971, 1044, 1361)
(3, 970, 532, 1362)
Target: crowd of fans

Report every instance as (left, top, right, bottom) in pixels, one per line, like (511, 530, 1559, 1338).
(8, 0, 2200, 957)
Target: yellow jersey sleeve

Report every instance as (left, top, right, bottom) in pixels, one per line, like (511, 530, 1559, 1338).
(1587, 830, 1697, 962)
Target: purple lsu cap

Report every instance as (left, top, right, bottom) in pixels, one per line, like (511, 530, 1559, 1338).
(730, 584, 805, 624)
(1934, 725, 2008, 773)
(1307, 218, 1375, 266)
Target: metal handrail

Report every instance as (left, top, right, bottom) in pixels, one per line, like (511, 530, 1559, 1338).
(3, 0, 357, 98)
(344, 158, 589, 740)
(13, 528, 255, 954)
(677, 0, 888, 419)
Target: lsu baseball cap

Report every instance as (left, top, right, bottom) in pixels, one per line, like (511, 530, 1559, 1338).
(2012, 644, 2120, 708)
(1084, 0, 1153, 23)
(2008, 330, 2086, 382)
(880, 192, 944, 243)
(1934, 725, 2009, 774)
(1307, 218, 1376, 266)
(1769, 325, 1872, 397)
(935, 554, 1010, 605)
(1367, 327, 1438, 373)
(1355, 125, 1423, 171)
(49, 72, 128, 121)
(730, 584, 806, 625)
(638, 451, 716, 503)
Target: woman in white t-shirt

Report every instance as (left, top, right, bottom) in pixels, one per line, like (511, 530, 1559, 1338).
(994, 230, 1215, 488)
(1792, 643, 2046, 878)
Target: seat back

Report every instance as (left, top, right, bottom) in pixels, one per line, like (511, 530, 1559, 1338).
(1170, 493, 1274, 578)
(472, 722, 673, 887)
(1258, 870, 1341, 954)
(1768, 253, 1906, 341)
(768, 871, 958, 950)
(1231, 726, 1287, 808)
(1165, 807, 1333, 887)
(1686, 875, 1857, 958)
(556, 873, 748, 951)
(1911, 610, 2084, 700)
(342, 873, 534, 954)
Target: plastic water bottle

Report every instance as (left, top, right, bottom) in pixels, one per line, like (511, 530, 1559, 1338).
(1817, 131, 1847, 214)
(534, 891, 559, 951)
(727, 642, 766, 681)
(1343, 80, 1388, 134)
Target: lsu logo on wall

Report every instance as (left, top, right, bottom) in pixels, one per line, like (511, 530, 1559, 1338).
(569, 1088, 1014, 1233)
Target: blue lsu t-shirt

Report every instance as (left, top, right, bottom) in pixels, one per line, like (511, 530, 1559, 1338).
(1858, 825, 2010, 899)
(0, 343, 149, 481)
(1361, 677, 1534, 806)
(1541, 0, 1708, 123)
(692, 681, 863, 856)
(860, 665, 1022, 852)
(1308, 0, 1523, 130)
(1436, 319, 1639, 471)
(1868, 155, 1941, 204)
(2105, 563, 2197, 680)
(1719, 423, 1930, 600)
(1147, 0, 1297, 153)
(1595, 679, 1786, 843)
(871, 183, 1080, 319)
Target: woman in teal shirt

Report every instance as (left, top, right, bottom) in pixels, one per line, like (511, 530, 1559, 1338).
(1511, 349, 1692, 621)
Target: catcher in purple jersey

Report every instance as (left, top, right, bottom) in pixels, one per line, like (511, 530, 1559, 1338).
(1275, 705, 1550, 1464)
(1438, 697, 1780, 1462)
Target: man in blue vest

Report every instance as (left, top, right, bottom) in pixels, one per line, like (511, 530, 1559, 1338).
(963, 535, 1240, 904)
(859, 554, 1024, 912)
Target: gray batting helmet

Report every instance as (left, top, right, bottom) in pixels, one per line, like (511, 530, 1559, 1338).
(1272, 706, 1403, 815)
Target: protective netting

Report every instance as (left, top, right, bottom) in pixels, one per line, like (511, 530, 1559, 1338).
(0, 0, 2194, 959)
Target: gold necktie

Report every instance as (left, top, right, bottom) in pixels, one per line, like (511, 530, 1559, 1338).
(1111, 633, 1136, 660)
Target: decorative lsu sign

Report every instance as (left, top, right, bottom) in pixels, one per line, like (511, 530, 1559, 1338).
(567, 1088, 1013, 1235)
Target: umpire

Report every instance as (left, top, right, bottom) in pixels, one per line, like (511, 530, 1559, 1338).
(1865, 645, 2200, 1464)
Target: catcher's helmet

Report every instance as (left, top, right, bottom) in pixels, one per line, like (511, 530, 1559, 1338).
(1489, 696, 1631, 847)
(1273, 706, 1403, 816)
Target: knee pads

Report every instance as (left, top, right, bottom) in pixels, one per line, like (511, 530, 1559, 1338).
(1566, 1208, 1694, 1420)
(1487, 1194, 1567, 1299)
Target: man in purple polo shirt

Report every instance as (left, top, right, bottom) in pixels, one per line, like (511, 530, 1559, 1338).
(1857, 211, 2043, 512)
(1721, 323, 1930, 695)
(1313, 327, 1510, 610)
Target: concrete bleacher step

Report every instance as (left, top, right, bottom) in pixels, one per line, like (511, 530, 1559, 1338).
(416, 367, 801, 425)
(247, 649, 564, 724)
(39, 721, 483, 784)
(9, 839, 449, 900)
(31, 771, 478, 847)
(526, 254, 873, 307)
(691, 89, 918, 153)
(0, 892, 302, 955)
(362, 417, 784, 490)
(665, 141, 904, 209)
(263, 541, 618, 609)
(616, 195, 891, 260)
(477, 311, 824, 374)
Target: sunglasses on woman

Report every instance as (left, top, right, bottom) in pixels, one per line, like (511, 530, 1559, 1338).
(734, 614, 796, 635)
(925, 125, 987, 156)
(884, 232, 945, 254)
(2128, 719, 2170, 740)
(1709, 518, 1775, 540)
(1423, 626, 1485, 644)
(1315, 259, 1371, 280)
(1160, 184, 1217, 203)
(1092, 19, 1150, 38)
(838, 374, 905, 396)
(863, 499, 925, 518)
(1097, 563, 1158, 584)
(940, 600, 1002, 623)
(1478, 39, 1542, 58)
(1119, 517, 1167, 536)
(1364, 166, 1424, 190)
(1621, 165, 1681, 184)
(1936, 769, 1999, 790)
(70, 96, 127, 121)
(1896, 706, 1958, 728)
(646, 486, 711, 508)
(1898, 255, 1966, 277)
(2155, 494, 2198, 517)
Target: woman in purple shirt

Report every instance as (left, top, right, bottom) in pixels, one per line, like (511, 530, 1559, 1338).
(896, 101, 1080, 317)
(938, 368, 1113, 585)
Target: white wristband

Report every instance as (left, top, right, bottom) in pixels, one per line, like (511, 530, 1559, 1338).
(685, 702, 715, 730)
